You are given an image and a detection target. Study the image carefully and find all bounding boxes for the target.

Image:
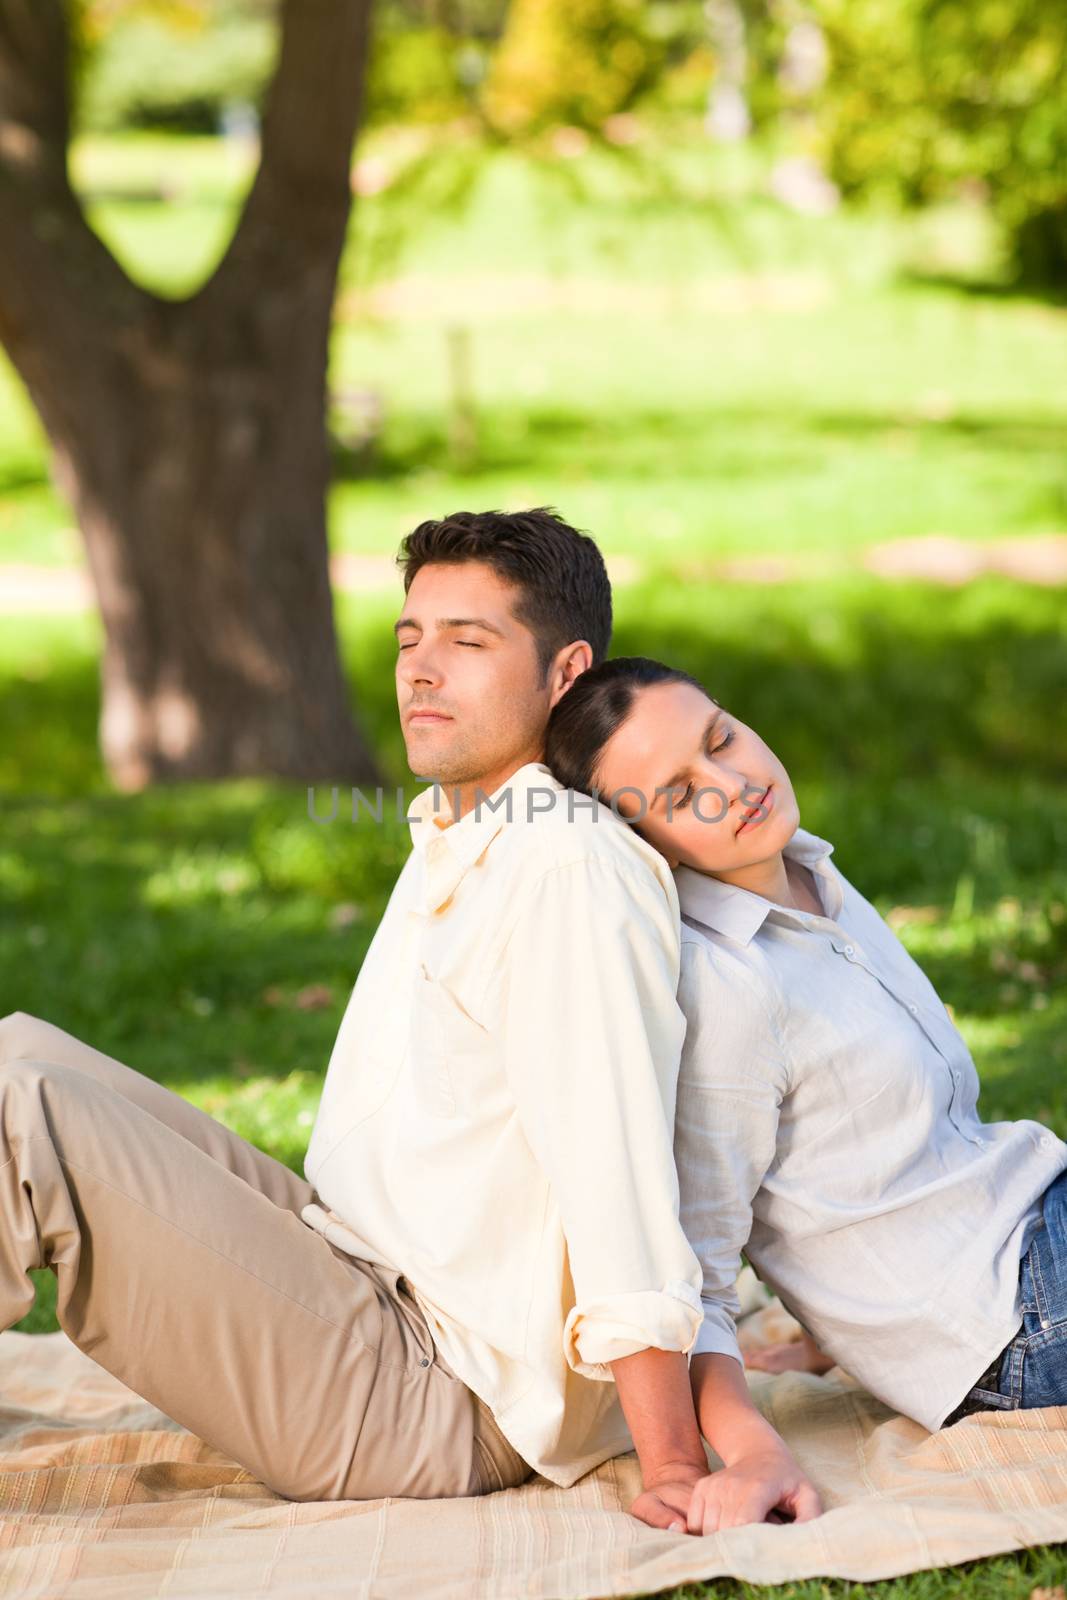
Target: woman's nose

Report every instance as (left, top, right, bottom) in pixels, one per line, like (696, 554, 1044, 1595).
(702, 757, 748, 803)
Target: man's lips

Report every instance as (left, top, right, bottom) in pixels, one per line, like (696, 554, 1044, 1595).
(405, 708, 453, 724)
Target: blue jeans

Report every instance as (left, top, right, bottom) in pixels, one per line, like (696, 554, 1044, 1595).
(946, 1164, 1067, 1422)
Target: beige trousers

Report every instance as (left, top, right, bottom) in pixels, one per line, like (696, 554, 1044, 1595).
(0, 1012, 531, 1503)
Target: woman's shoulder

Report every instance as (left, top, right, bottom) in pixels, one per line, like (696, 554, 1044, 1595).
(678, 917, 780, 1011)
(677, 920, 787, 1081)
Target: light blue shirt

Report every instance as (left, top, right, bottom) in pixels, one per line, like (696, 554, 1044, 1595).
(672, 824, 1067, 1430)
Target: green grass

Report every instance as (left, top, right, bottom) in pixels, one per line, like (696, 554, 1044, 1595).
(669, 1552, 1067, 1599)
(1, 127, 1065, 1595)
(1, 134, 1065, 569)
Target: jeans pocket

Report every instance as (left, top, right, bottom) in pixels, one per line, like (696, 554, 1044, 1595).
(1018, 1322, 1067, 1410)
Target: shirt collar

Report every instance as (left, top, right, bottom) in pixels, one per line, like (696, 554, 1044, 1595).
(673, 825, 840, 946)
(408, 761, 561, 912)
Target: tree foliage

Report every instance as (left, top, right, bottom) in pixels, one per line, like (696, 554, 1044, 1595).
(811, 0, 1067, 281)
(482, 0, 666, 136)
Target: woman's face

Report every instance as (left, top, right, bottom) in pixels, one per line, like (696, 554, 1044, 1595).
(593, 680, 800, 872)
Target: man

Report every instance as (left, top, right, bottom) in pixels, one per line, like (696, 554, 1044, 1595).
(0, 508, 814, 1531)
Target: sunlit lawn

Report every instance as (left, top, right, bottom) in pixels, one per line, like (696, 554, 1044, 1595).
(0, 129, 1065, 1599)
(1, 133, 1065, 568)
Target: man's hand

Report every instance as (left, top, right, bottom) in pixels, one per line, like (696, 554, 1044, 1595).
(608, 1348, 710, 1532)
(630, 1461, 705, 1533)
(685, 1446, 823, 1534)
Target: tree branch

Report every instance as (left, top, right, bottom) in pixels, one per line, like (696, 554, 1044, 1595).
(206, 0, 373, 304)
(0, 0, 151, 439)
(0, 0, 70, 178)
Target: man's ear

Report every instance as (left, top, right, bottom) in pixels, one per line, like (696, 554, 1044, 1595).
(548, 640, 593, 709)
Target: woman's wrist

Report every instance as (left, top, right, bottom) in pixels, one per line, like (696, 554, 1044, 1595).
(691, 1350, 795, 1468)
(714, 1413, 795, 1469)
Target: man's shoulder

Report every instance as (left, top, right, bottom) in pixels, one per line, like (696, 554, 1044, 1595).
(484, 768, 674, 912)
(507, 778, 674, 894)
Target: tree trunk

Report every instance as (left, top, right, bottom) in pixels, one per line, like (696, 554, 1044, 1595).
(0, 0, 380, 789)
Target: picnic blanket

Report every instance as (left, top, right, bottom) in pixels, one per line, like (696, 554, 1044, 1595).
(0, 1322, 1064, 1598)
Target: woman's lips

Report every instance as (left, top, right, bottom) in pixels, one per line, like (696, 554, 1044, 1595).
(737, 785, 774, 833)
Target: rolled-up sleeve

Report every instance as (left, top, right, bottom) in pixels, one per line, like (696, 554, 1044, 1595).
(675, 937, 786, 1368)
(501, 855, 704, 1379)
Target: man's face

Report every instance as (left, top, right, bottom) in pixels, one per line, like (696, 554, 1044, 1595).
(394, 560, 562, 787)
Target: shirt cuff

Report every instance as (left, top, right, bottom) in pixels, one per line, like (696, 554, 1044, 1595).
(563, 1280, 704, 1379)
(688, 1307, 744, 1366)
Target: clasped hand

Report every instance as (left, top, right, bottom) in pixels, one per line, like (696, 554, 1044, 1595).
(631, 1447, 822, 1535)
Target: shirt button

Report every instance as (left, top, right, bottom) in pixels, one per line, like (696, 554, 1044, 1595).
(844, 944, 855, 956)
(907, 1003, 918, 1014)
(1040, 1134, 1054, 1149)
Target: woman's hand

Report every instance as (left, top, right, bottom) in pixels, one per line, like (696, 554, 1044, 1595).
(744, 1332, 835, 1376)
(685, 1446, 823, 1534)
(688, 1349, 824, 1532)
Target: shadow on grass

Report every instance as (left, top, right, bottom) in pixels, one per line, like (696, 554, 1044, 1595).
(5, 569, 1066, 806)
(328, 397, 1067, 486)
(0, 459, 51, 495)
(0, 782, 410, 1086)
(0, 656, 106, 796)
(896, 264, 1067, 311)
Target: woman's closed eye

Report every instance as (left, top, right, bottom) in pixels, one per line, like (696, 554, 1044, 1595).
(674, 727, 735, 809)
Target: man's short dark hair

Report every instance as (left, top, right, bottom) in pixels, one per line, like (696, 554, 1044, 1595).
(396, 507, 612, 680)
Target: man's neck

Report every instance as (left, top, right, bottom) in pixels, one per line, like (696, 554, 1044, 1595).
(437, 751, 545, 823)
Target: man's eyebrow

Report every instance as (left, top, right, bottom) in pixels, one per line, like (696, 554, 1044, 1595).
(657, 709, 721, 800)
(393, 615, 506, 638)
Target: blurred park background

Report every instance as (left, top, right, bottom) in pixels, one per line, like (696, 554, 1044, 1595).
(1, 10, 1066, 1584)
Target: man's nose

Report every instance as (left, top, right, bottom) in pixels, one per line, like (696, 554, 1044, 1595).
(397, 639, 444, 688)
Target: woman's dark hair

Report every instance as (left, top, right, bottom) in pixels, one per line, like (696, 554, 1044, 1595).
(544, 656, 710, 798)
(397, 507, 612, 681)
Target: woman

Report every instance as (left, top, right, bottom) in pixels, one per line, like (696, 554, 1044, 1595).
(544, 656, 1067, 1520)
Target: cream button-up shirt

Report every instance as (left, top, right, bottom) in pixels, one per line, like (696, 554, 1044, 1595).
(673, 824, 1067, 1432)
(301, 761, 704, 1485)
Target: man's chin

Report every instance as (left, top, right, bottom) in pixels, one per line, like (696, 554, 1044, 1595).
(404, 739, 466, 785)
